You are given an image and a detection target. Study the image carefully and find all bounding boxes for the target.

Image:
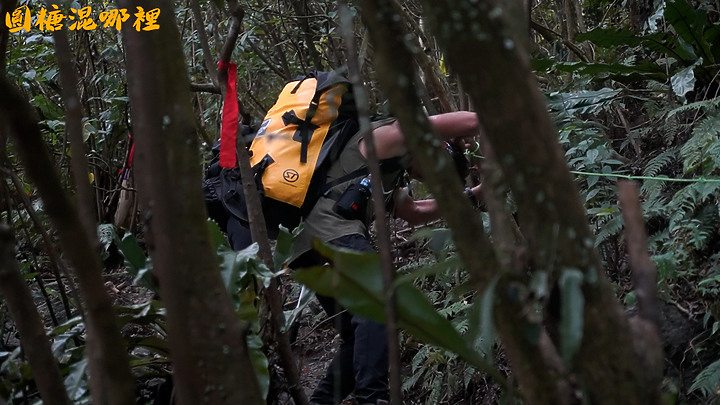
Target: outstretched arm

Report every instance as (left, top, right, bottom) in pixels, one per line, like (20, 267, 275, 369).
(360, 111, 480, 160)
(393, 184, 483, 226)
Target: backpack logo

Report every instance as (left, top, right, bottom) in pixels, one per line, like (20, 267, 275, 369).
(283, 169, 299, 183)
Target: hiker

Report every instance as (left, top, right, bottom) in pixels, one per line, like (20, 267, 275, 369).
(288, 110, 484, 405)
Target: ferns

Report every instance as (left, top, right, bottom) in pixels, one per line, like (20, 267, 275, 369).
(643, 147, 678, 178)
(679, 111, 720, 175)
(691, 358, 720, 399)
(593, 210, 624, 247)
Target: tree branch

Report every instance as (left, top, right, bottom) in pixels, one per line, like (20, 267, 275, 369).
(217, 6, 308, 404)
(618, 180, 659, 326)
(530, 19, 589, 63)
(0, 225, 71, 405)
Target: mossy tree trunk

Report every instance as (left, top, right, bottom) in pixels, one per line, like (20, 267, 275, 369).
(360, 0, 662, 403)
(118, 0, 263, 403)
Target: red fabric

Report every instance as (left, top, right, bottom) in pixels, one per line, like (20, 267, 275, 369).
(218, 61, 238, 168)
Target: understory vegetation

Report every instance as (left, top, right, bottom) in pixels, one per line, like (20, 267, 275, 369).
(1, 0, 720, 404)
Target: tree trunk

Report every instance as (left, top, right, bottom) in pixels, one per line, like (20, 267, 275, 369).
(358, 2, 577, 402)
(118, 0, 263, 403)
(0, 225, 71, 405)
(418, 1, 661, 403)
(0, 76, 136, 405)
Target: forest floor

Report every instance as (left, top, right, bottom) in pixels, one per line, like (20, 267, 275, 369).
(16, 220, 717, 405)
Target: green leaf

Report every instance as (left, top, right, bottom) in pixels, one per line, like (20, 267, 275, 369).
(671, 58, 702, 102)
(114, 301, 167, 333)
(50, 320, 85, 357)
(559, 269, 585, 363)
(116, 233, 156, 292)
(248, 334, 270, 400)
(64, 357, 88, 401)
(273, 226, 294, 271)
(665, 0, 714, 63)
(547, 88, 622, 116)
(467, 276, 498, 359)
(207, 218, 230, 251)
(576, 28, 643, 47)
(690, 358, 720, 397)
(292, 241, 491, 371)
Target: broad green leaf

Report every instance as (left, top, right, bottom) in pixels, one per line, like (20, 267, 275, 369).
(273, 226, 294, 271)
(576, 28, 696, 63)
(116, 233, 156, 291)
(559, 269, 585, 363)
(248, 334, 270, 400)
(125, 336, 170, 357)
(292, 241, 491, 372)
(236, 288, 259, 322)
(64, 357, 88, 402)
(467, 276, 498, 359)
(665, 0, 714, 63)
(671, 58, 701, 102)
(51, 321, 85, 357)
(207, 218, 230, 250)
(128, 356, 171, 369)
(547, 88, 622, 116)
(114, 301, 167, 333)
(576, 28, 643, 48)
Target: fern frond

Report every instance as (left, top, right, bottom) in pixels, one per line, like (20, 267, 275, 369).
(641, 179, 666, 205)
(667, 96, 720, 119)
(664, 113, 681, 145)
(691, 206, 718, 250)
(439, 300, 471, 318)
(594, 212, 624, 246)
(642, 147, 678, 177)
(680, 111, 720, 175)
(690, 358, 720, 398)
(668, 181, 720, 223)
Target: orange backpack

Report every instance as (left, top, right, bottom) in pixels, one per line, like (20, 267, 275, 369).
(209, 71, 360, 236)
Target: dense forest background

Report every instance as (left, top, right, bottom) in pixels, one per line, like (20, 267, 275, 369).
(1, 0, 720, 404)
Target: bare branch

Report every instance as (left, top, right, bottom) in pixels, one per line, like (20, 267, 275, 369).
(618, 180, 660, 326)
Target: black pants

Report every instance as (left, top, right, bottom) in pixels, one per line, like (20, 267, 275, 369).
(294, 234, 389, 405)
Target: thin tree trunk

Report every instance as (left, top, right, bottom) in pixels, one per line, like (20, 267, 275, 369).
(0, 225, 71, 405)
(0, 77, 136, 405)
(340, 2, 403, 403)
(118, 0, 263, 402)
(357, 2, 572, 403)
(4, 169, 74, 322)
(287, 0, 324, 70)
(190, 0, 219, 89)
(216, 6, 308, 404)
(49, 0, 97, 242)
(418, 1, 661, 403)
